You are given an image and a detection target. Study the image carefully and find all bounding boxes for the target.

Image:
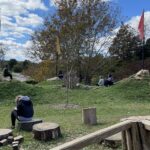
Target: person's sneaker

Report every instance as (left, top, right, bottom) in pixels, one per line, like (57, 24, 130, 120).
(11, 126, 15, 129)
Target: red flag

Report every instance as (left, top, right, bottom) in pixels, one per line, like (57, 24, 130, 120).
(138, 10, 144, 40)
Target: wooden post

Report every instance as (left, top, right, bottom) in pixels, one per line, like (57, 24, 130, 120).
(126, 129, 133, 150)
(82, 107, 97, 125)
(131, 123, 142, 150)
(138, 122, 150, 150)
(122, 131, 127, 150)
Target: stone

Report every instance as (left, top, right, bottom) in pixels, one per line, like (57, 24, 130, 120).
(134, 69, 149, 80)
(14, 135, 24, 143)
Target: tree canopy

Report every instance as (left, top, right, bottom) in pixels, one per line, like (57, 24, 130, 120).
(28, 0, 120, 83)
(109, 24, 142, 61)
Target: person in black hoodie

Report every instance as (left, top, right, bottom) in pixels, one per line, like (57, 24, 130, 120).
(3, 65, 13, 80)
(11, 95, 34, 129)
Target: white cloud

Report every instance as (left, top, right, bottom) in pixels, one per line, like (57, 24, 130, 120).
(15, 14, 43, 27)
(0, 39, 33, 61)
(127, 11, 150, 39)
(0, 0, 47, 17)
(0, 0, 48, 61)
(23, 40, 33, 49)
(25, 0, 48, 11)
(50, 0, 112, 7)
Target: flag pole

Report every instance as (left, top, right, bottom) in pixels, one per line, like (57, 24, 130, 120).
(142, 9, 145, 69)
(142, 37, 145, 69)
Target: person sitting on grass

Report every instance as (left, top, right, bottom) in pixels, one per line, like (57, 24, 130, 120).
(3, 65, 13, 80)
(11, 95, 34, 129)
(98, 76, 104, 86)
(104, 74, 114, 87)
(58, 70, 64, 80)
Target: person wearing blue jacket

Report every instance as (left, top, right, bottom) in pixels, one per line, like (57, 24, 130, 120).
(11, 95, 34, 129)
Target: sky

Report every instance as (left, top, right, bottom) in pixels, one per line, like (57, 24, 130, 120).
(0, 0, 150, 61)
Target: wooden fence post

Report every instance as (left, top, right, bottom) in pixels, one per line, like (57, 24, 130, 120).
(126, 129, 133, 150)
(122, 131, 127, 150)
(131, 122, 142, 150)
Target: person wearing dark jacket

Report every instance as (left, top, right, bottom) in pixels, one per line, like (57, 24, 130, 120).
(11, 95, 34, 129)
(3, 65, 13, 80)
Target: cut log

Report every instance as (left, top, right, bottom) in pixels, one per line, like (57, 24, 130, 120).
(7, 136, 14, 144)
(12, 141, 19, 145)
(14, 135, 24, 143)
(0, 129, 12, 140)
(0, 139, 7, 146)
(103, 133, 121, 148)
(82, 107, 97, 125)
(33, 122, 62, 141)
(12, 143, 19, 150)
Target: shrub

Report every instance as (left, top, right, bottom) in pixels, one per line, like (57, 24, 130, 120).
(91, 75, 99, 85)
(23, 60, 55, 82)
(13, 64, 23, 73)
(25, 80, 38, 85)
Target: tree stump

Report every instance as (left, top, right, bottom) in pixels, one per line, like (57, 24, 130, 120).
(33, 122, 61, 141)
(0, 129, 12, 140)
(82, 107, 97, 125)
(104, 133, 121, 148)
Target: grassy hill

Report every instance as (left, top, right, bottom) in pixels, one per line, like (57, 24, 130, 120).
(0, 78, 150, 150)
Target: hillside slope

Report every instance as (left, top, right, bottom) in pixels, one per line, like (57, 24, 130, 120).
(0, 78, 150, 150)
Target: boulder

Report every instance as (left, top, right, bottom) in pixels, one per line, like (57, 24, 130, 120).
(134, 69, 149, 80)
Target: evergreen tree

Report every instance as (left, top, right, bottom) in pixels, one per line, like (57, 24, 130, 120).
(109, 24, 141, 61)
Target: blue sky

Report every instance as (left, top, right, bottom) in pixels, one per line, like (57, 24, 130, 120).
(0, 0, 150, 61)
(117, 0, 150, 20)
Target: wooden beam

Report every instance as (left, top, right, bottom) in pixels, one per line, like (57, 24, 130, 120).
(126, 129, 133, 150)
(122, 131, 127, 150)
(51, 120, 133, 150)
(142, 120, 150, 131)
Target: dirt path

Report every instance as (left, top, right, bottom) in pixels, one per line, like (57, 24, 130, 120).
(0, 72, 30, 82)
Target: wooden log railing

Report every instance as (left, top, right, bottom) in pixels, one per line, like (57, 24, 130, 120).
(50, 120, 132, 150)
(51, 116, 150, 150)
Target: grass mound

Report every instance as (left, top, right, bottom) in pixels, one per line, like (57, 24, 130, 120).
(0, 78, 150, 150)
(0, 81, 42, 104)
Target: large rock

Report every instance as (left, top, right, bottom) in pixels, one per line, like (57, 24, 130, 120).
(47, 77, 59, 81)
(134, 69, 149, 80)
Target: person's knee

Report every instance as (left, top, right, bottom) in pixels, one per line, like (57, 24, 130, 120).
(11, 109, 17, 117)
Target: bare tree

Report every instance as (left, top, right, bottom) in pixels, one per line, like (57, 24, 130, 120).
(0, 43, 6, 68)
(28, 0, 120, 84)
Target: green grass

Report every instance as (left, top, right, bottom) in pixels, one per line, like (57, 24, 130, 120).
(0, 78, 150, 150)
